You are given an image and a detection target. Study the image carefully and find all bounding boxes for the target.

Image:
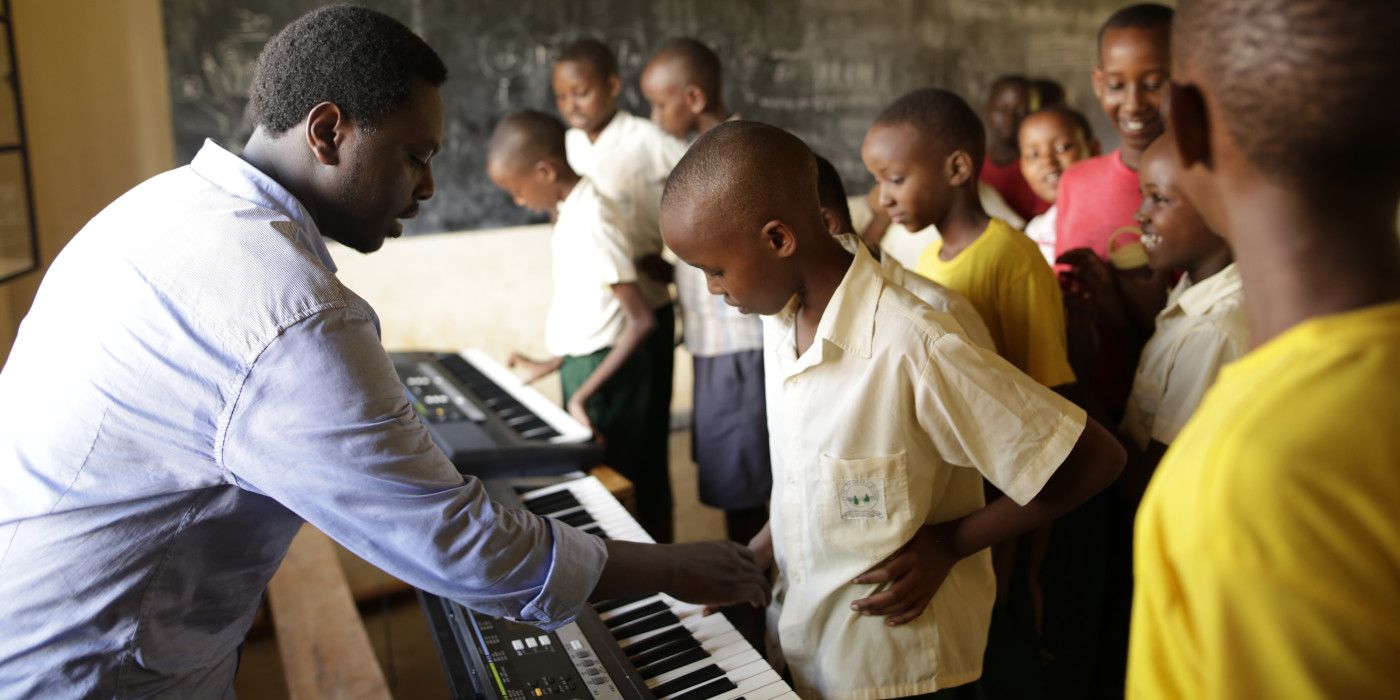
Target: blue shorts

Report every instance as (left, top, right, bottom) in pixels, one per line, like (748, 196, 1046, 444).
(692, 350, 771, 510)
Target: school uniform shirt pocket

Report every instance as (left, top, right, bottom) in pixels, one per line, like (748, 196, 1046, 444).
(817, 451, 920, 565)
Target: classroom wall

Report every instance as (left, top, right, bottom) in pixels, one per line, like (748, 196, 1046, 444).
(0, 0, 175, 366)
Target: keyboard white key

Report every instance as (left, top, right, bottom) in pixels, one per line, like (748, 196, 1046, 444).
(516, 475, 795, 699)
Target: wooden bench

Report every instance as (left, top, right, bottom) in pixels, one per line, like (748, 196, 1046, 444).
(265, 467, 632, 699)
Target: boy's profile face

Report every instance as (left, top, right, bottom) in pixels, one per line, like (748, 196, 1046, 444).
(1134, 136, 1218, 273)
(486, 157, 557, 214)
(661, 203, 795, 316)
(320, 80, 442, 253)
(1092, 26, 1169, 155)
(1018, 111, 1093, 203)
(986, 82, 1030, 146)
(552, 59, 620, 136)
(861, 122, 953, 232)
(641, 60, 697, 139)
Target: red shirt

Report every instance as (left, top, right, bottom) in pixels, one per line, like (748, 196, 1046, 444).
(981, 156, 1050, 222)
(1055, 150, 1142, 262)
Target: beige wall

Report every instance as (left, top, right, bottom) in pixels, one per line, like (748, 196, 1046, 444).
(0, 0, 175, 365)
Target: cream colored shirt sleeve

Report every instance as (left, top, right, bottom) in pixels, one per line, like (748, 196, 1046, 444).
(580, 217, 637, 287)
(1150, 327, 1236, 445)
(915, 331, 1087, 505)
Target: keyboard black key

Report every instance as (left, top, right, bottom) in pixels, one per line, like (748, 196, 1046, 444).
(629, 634, 702, 669)
(556, 510, 594, 528)
(637, 646, 710, 680)
(651, 666, 725, 698)
(621, 626, 692, 658)
(593, 595, 649, 614)
(603, 601, 671, 629)
(610, 610, 681, 640)
(670, 677, 740, 700)
(522, 491, 581, 513)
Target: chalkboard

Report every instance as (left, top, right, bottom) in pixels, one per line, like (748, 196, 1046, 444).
(163, 0, 1139, 234)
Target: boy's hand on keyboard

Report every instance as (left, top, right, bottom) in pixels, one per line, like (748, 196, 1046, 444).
(667, 541, 771, 610)
(507, 352, 561, 384)
(850, 522, 960, 625)
(565, 395, 594, 432)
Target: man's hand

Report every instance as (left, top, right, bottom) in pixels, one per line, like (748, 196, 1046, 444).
(592, 539, 770, 609)
(850, 522, 961, 626)
(666, 541, 771, 609)
(507, 352, 561, 384)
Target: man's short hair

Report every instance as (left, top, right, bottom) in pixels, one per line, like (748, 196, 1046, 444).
(655, 38, 722, 99)
(487, 110, 567, 168)
(557, 39, 618, 79)
(875, 88, 986, 175)
(814, 154, 853, 232)
(248, 4, 446, 135)
(1097, 3, 1174, 60)
(1175, 0, 1400, 188)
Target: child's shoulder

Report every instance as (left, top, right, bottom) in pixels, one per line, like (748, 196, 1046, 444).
(558, 180, 628, 237)
(876, 279, 972, 350)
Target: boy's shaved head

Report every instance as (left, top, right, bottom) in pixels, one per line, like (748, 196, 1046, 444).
(652, 38, 722, 98)
(1097, 3, 1174, 61)
(487, 109, 566, 169)
(557, 38, 618, 79)
(1175, 0, 1400, 188)
(875, 88, 986, 174)
(663, 121, 820, 240)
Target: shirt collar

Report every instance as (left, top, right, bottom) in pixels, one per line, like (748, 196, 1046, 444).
(591, 111, 633, 151)
(1170, 263, 1242, 317)
(769, 245, 881, 374)
(189, 139, 337, 272)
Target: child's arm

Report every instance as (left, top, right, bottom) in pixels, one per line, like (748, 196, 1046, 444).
(507, 353, 563, 384)
(851, 416, 1124, 625)
(565, 282, 657, 429)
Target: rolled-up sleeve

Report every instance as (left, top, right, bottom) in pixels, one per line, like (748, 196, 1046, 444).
(218, 305, 606, 629)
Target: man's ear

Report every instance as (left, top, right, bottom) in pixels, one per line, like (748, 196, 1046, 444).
(946, 150, 975, 187)
(1090, 65, 1105, 102)
(304, 101, 346, 166)
(761, 219, 799, 259)
(1169, 82, 1212, 172)
(606, 74, 622, 100)
(684, 85, 708, 116)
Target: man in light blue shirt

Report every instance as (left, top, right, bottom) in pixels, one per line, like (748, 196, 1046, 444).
(0, 7, 767, 697)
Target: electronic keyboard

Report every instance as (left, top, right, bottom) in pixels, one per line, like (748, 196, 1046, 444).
(418, 474, 797, 700)
(392, 349, 603, 478)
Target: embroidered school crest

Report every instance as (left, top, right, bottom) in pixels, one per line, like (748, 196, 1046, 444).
(838, 478, 886, 520)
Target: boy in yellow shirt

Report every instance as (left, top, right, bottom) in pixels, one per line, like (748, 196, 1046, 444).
(862, 88, 1075, 391)
(661, 120, 1125, 700)
(1129, 0, 1400, 696)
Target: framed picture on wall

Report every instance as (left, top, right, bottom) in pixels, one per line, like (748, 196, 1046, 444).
(0, 0, 38, 283)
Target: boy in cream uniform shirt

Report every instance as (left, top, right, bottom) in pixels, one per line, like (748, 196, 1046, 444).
(661, 122, 1124, 700)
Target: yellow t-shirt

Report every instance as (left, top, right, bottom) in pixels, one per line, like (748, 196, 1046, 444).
(1129, 301, 1400, 699)
(915, 218, 1075, 387)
